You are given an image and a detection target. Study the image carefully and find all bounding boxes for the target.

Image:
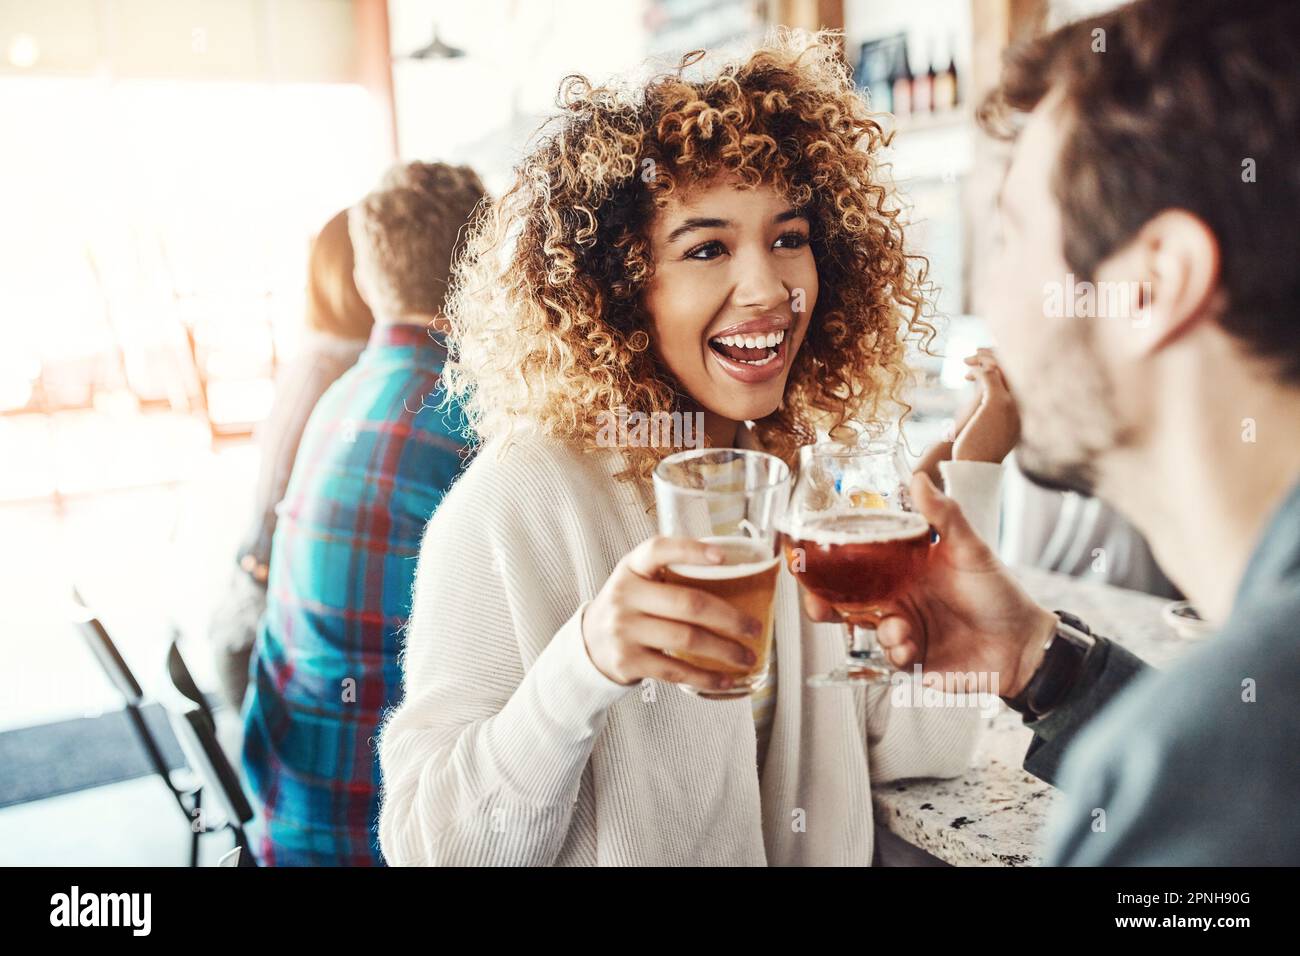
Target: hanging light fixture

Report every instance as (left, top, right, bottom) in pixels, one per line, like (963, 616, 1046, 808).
(401, 24, 465, 60)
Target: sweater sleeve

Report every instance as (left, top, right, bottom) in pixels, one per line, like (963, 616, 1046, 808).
(863, 673, 986, 782)
(939, 459, 1003, 552)
(376, 463, 633, 866)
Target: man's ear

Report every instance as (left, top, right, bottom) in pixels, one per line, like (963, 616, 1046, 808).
(1098, 210, 1221, 357)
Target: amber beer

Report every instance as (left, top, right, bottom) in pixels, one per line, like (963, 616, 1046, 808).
(782, 510, 930, 625)
(661, 535, 780, 698)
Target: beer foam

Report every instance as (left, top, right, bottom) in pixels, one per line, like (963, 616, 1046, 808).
(780, 509, 929, 545)
(667, 535, 780, 579)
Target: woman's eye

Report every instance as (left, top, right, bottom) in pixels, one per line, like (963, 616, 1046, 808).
(685, 240, 726, 261)
(774, 231, 809, 250)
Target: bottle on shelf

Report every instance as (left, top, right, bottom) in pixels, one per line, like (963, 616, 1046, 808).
(912, 44, 934, 115)
(933, 43, 959, 111)
(874, 75, 894, 116)
(891, 41, 913, 120)
(865, 42, 893, 114)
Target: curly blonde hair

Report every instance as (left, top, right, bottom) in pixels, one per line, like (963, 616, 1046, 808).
(444, 29, 934, 482)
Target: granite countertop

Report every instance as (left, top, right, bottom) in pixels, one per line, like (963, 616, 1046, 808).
(871, 566, 1206, 866)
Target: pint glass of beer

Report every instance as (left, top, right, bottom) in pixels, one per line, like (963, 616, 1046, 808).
(652, 448, 791, 699)
(780, 439, 930, 686)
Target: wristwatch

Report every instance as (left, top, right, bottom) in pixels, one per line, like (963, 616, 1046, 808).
(1002, 610, 1098, 719)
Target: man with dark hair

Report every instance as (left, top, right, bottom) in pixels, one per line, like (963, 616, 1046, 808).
(241, 162, 486, 865)
(807, 0, 1300, 864)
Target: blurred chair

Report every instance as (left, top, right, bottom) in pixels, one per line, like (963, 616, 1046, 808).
(70, 587, 205, 866)
(161, 639, 259, 866)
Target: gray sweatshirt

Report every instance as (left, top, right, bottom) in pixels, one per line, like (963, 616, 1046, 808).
(1022, 478, 1300, 865)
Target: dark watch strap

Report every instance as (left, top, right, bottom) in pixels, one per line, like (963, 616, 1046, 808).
(1002, 610, 1098, 719)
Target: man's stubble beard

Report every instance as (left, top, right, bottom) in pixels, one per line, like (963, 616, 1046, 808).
(1012, 318, 1130, 499)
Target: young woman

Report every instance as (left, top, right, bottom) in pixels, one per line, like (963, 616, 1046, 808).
(377, 33, 989, 866)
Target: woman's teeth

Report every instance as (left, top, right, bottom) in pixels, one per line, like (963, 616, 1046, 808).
(708, 328, 785, 366)
(711, 329, 785, 349)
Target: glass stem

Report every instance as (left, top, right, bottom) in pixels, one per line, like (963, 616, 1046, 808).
(845, 623, 879, 660)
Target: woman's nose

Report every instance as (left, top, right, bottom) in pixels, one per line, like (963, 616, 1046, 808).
(731, 251, 792, 311)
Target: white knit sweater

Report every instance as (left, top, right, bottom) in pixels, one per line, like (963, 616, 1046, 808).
(378, 430, 993, 866)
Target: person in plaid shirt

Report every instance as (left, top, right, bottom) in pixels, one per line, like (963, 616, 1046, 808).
(241, 162, 486, 865)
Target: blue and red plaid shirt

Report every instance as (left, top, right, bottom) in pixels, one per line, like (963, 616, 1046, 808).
(241, 323, 468, 866)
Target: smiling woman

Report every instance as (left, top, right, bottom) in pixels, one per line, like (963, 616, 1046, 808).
(375, 30, 979, 868)
(443, 28, 935, 480)
(645, 184, 816, 440)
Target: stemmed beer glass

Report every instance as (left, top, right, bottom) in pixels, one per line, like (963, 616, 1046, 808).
(780, 439, 931, 687)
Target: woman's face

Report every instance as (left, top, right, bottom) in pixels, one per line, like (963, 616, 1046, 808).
(643, 178, 818, 426)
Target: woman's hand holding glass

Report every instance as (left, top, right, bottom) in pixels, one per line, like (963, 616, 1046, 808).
(581, 536, 763, 694)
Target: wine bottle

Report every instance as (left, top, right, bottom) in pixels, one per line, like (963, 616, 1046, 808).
(892, 42, 913, 119)
(913, 45, 934, 114)
(934, 50, 957, 111)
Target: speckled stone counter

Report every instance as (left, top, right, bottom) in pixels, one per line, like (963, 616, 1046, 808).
(871, 566, 1207, 866)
